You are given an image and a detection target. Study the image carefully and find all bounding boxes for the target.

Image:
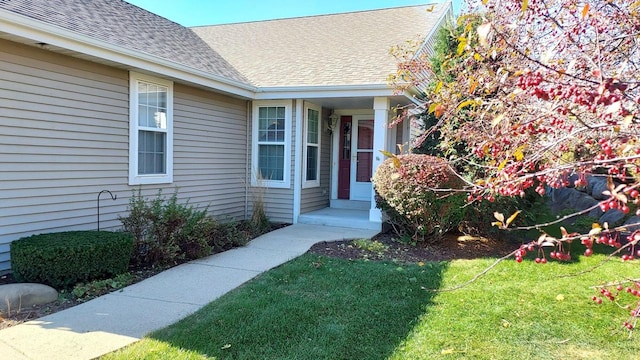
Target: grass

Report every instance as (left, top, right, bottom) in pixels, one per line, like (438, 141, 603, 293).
(103, 249, 639, 360)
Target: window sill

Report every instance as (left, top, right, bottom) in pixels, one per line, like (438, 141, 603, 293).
(251, 180, 290, 189)
(302, 182, 320, 189)
(129, 174, 173, 186)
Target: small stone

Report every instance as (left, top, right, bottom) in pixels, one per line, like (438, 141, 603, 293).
(590, 177, 614, 200)
(620, 216, 640, 239)
(0, 283, 58, 313)
(573, 194, 599, 213)
(599, 209, 625, 227)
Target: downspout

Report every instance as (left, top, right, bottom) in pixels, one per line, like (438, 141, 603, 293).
(245, 100, 251, 220)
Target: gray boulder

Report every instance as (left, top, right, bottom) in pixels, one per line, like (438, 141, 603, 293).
(550, 187, 574, 206)
(599, 209, 626, 226)
(0, 283, 58, 313)
(588, 206, 604, 219)
(620, 216, 640, 238)
(589, 176, 615, 200)
(549, 187, 581, 213)
(573, 194, 599, 213)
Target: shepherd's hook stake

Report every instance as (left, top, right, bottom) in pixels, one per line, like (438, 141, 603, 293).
(97, 190, 117, 231)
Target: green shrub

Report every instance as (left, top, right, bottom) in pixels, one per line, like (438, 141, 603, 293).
(119, 189, 213, 267)
(177, 215, 217, 260)
(72, 272, 134, 299)
(459, 190, 540, 239)
(572, 215, 599, 233)
(209, 220, 252, 252)
(373, 154, 466, 242)
(10, 231, 133, 289)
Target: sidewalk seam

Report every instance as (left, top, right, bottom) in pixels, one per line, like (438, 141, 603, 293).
(107, 292, 213, 307)
(0, 337, 31, 359)
(185, 262, 272, 273)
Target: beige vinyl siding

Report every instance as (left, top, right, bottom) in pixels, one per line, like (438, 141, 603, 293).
(0, 40, 250, 272)
(300, 107, 330, 213)
(0, 40, 130, 271)
(246, 100, 295, 223)
(172, 84, 248, 219)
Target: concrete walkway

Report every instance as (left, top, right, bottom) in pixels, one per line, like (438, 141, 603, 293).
(0, 224, 378, 360)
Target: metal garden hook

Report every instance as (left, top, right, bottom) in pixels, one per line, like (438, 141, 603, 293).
(97, 190, 117, 231)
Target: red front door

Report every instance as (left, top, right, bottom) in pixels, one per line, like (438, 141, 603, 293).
(337, 116, 352, 199)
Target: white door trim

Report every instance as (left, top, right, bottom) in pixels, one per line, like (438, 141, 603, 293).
(350, 115, 374, 201)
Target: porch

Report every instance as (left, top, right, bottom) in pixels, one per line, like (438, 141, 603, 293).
(297, 200, 380, 231)
(292, 96, 410, 233)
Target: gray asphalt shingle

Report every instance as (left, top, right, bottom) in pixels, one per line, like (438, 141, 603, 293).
(0, 1, 450, 89)
(0, 0, 249, 83)
(192, 3, 450, 87)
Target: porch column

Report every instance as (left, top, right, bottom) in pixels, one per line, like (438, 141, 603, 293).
(370, 97, 390, 222)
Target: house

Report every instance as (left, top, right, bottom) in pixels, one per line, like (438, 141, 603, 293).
(0, 0, 452, 272)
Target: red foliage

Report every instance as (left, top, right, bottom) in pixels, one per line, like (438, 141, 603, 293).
(373, 155, 465, 242)
(394, 0, 640, 334)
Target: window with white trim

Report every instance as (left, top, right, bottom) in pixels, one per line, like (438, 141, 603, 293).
(129, 72, 173, 185)
(252, 100, 292, 188)
(303, 103, 321, 188)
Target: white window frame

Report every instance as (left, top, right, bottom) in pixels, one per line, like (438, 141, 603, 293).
(252, 100, 292, 188)
(128, 72, 174, 185)
(303, 102, 321, 188)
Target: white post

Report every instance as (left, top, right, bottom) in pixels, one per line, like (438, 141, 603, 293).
(293, 99, 303, 224)
(370, 97, 389, 222)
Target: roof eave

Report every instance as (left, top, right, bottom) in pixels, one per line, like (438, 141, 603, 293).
(0, 9, 258, 99)
(256, 83, 413, 102)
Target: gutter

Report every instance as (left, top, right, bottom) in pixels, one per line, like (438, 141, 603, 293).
(0, 9, 422, 106)
(257, 83, 392, 93)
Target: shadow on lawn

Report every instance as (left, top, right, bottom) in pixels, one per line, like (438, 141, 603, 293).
(146, 254, 449, 360)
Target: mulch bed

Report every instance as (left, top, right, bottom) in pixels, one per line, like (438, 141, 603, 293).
(309, 230, 518, 263)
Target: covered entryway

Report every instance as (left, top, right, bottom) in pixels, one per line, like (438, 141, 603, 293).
(297, 97, 410, 231)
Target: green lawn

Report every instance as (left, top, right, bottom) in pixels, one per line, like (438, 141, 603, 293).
(103, 251, 639, 360)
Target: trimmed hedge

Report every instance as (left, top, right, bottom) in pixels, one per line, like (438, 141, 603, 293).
(10, 231, 134, 289)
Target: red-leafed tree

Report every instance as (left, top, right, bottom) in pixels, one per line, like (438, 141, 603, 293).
(391, 0, 640, 332)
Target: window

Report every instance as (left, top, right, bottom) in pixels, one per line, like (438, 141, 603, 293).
(252, 100, 292, 188)
(129, 72, 173, 185)
(303, 103, 321, 188)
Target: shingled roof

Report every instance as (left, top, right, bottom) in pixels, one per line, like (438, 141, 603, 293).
(0, 0, 249, 84)
(192, 3, 450, 88)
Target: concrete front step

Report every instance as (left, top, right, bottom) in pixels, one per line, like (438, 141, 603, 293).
(329, 199, 370, 210)
(298, 208, 381, 231)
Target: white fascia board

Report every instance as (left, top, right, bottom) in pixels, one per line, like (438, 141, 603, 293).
(255, 84, 396, 100)
(0, 10, 257, 99)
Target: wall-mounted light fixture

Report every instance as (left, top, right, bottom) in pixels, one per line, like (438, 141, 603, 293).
(327, 111, 339, 133)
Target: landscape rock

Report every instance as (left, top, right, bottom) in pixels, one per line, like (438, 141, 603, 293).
(589, 177, 614, 200)
(565, 173, 580, 189)
(0, 283, 58, 313)
(548, 187, 579, 212)
(588, 207, 604, 219)
(599, 209, 625, 227)
(620, 216, 640, 238)
(573, 194, 599, 212)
